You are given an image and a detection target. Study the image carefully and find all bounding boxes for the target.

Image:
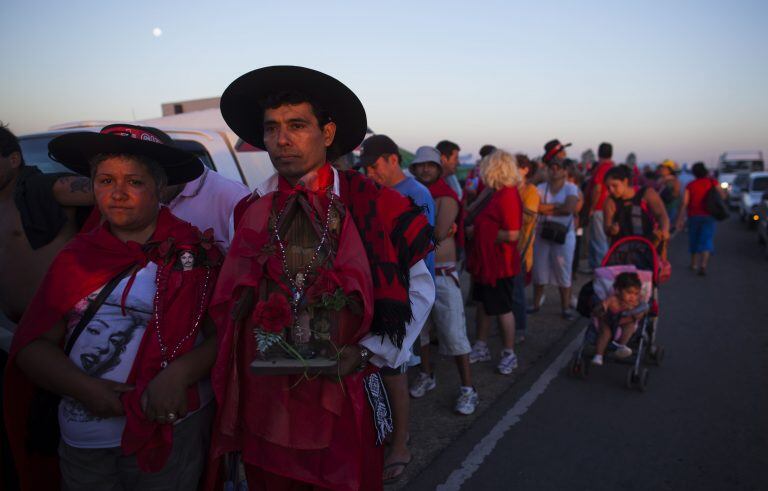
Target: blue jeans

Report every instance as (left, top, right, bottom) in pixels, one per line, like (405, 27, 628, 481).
(511, 259, 527, 334)
(588, 211, 609, 269)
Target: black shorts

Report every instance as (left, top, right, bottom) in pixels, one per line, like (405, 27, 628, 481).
(472, 276, 516, 316)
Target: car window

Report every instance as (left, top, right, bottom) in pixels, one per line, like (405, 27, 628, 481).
(18, 134, 72, 174)
(752, 177, 768, 192)
(18, 134, 216, 174)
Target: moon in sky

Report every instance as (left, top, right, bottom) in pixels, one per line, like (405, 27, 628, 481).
(152, 27, 163, 37)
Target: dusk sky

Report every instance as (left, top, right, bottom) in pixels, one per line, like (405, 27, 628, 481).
(2, 0, 767, 165)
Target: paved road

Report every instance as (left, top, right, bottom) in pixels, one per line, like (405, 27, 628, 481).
(410, 218, 768, 490)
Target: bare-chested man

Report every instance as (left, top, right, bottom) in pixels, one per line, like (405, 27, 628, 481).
(0, 125, 92, 327)
(408, 145, 477, 416)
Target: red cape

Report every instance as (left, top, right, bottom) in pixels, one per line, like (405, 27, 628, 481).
(4, 208, 221, 490)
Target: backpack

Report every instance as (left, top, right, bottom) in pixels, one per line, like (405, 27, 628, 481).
(704, 181, 729, 221)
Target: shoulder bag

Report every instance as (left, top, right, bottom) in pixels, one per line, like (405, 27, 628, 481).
(26, 265, 136, 455)
(539, 183, 573, 245)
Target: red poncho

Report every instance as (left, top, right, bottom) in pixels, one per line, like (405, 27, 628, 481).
(4, 207, 222, 490)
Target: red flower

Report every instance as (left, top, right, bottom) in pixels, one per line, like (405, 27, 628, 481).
(306, 268, 344, 302)
(252, 293, 292, 333)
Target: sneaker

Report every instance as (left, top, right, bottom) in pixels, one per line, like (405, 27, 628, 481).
(591, 354, 604, 366)
(454, 387, 479, 415)
(497, 350, 518, 375)
(409, 372, 436, 398)
(562, 309, 577, 321)
(612, 343, 633, 359)
(469, 342, 491, 364)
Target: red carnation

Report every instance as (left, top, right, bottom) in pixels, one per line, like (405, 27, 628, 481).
(307, 268, 344, 302)
(252, 293, 292, 333)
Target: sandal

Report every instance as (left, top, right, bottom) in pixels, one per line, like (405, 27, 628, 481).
(383, 460, 411, 484)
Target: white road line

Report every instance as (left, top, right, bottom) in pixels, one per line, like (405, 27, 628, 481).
(436, 327, 586, 491)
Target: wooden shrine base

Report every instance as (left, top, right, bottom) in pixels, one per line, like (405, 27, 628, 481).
(250, 357, 338, 375)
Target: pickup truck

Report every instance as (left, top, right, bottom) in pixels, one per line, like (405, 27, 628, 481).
(18, 111, 276, 189)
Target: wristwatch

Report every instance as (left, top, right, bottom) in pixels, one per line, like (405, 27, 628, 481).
(357, 345, 373, 371)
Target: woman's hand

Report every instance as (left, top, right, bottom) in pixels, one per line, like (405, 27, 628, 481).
(79, 377, 133, 419)
(141, 364, 189, 424)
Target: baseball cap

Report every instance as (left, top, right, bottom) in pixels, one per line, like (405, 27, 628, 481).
(358, 134, 399, 167)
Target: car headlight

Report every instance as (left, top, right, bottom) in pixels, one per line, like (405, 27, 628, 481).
(720, 182, 730, 190)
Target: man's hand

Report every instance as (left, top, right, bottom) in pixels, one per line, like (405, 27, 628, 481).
(79, 378, 133, 419)
(332, 344, 364, 379)
(141, 363, 189, 424)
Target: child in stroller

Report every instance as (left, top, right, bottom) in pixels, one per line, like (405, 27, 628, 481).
(591, 272, 649, 366)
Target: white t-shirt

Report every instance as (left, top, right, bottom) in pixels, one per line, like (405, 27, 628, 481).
(58, 263, 212, 448)
(536, 181, 579, 232)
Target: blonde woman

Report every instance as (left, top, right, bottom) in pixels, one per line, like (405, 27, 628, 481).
(465, 150, 523, 375)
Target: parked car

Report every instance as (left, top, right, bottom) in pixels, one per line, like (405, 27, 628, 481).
(739, 172, 768, 229)
(757, 191, 768, 259)
(717, 150, 764, 201)
(729, 172, 750, 209)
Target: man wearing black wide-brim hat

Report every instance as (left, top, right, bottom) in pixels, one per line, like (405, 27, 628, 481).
(206, 66, 435, 490)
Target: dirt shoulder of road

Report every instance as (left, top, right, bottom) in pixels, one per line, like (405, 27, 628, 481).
(389, 269, 590, 489)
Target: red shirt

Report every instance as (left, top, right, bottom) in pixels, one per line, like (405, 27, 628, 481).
(467, 186, 522, 285)
(592, 160, 614, 211)
(686, 177, 718, 216)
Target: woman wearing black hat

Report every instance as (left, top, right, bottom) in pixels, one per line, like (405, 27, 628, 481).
(5, 124, 223, 490)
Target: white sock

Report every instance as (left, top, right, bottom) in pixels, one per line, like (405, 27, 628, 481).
(503, 349, 515, 356)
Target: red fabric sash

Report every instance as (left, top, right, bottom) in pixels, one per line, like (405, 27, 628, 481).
(4, 208, 221, 489)
(428, 177, 465, 250)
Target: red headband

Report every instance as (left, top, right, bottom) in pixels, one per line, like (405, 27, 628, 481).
(544, 143, 563, 162)
(101, 125, 164, 144)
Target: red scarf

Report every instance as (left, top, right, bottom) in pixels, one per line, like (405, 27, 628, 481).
(4, 208, 222, 489)
(428, 177, 465, 251)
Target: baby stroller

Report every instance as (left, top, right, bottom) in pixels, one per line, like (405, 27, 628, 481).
(571, 236, 666, 391)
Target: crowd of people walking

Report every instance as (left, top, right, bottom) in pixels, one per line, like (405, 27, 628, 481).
(0, 65, 725, 490)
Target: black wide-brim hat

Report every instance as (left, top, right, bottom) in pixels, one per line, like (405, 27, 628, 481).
(220, 66, 367, 159)
(48, 124, 203, 186)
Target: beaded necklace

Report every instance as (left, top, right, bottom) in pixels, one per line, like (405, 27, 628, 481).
(271, 192, 335, 330)
(152, 265, 212, 368)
